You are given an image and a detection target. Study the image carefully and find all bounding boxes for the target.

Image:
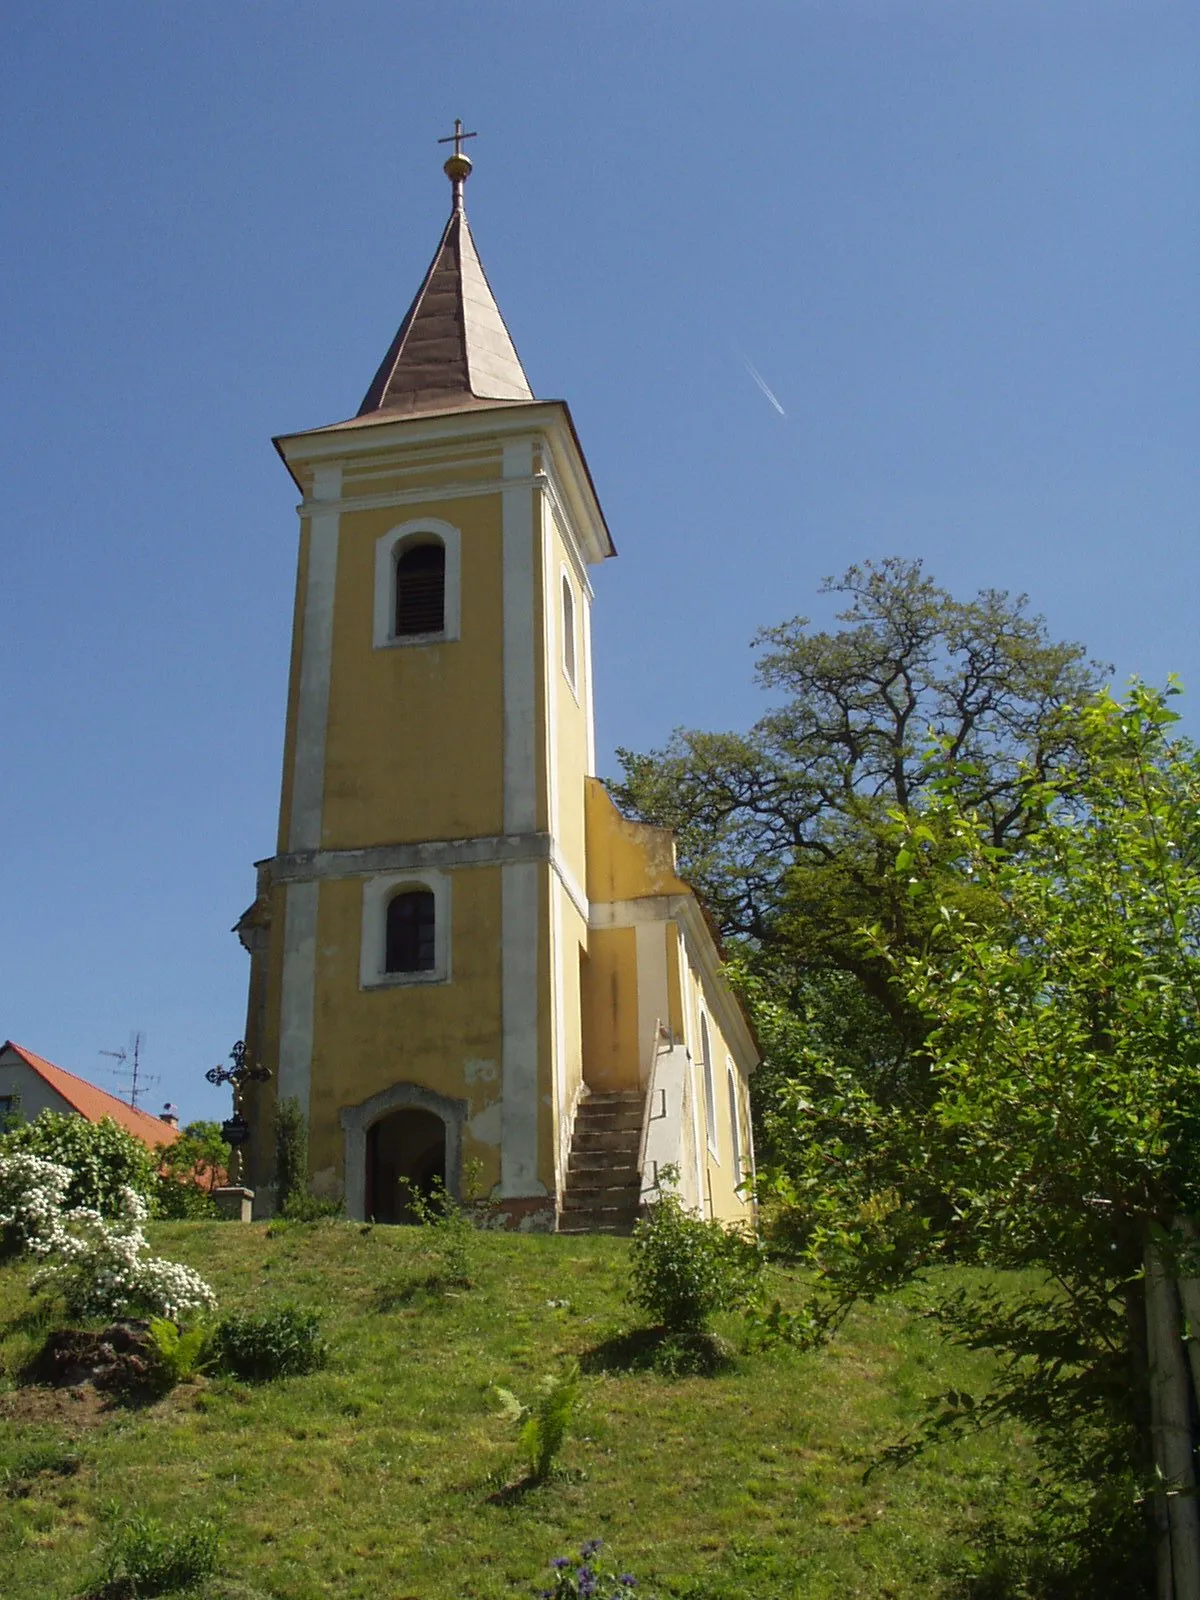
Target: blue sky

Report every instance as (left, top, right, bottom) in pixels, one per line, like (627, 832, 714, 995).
(2, 2, 1197, 1121)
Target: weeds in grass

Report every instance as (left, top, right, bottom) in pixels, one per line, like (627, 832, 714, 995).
(538, 1538, 649, 1599)
(0, 1436, 80, 1497)
(95, 1510, 219, 1597)
(494, 1359, 582, 1481)
(400, 1165, 487, 1290)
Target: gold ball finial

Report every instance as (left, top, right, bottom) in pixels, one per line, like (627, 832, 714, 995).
(443, 151, 473, 184)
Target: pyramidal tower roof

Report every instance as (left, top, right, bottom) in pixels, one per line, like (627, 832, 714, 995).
(357, 127, 534, 420)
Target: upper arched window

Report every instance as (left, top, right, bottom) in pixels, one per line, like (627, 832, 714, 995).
(699, 1011, 718, 1156)
(727, 1064, 744, 1187)
(561, 573, 577, 689)
(395, 542, 445, 637)
(385, 889, 436, 974)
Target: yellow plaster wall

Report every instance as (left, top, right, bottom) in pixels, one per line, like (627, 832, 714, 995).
(305, 866, 506, 1199)
(579, 925, 641, 1092)
(320, 493, 505, 847)
(584, 779, 687, 903)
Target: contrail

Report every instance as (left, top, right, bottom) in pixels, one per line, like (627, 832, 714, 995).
(738, 352, 787, 416)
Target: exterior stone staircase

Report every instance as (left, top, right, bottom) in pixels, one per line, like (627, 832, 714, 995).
(558, 1090, 643, 1235)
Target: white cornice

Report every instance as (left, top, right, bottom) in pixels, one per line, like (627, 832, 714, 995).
(275, 401, 614, 567)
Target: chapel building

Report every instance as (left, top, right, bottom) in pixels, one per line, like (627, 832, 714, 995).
(235, 138, 757, 1230)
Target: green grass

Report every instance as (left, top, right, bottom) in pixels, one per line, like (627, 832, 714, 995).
(0, 1222, 1041, 1599)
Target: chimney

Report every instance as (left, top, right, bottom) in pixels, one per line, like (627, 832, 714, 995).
(159, 1103, 179, 1129)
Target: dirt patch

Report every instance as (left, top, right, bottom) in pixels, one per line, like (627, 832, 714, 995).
(0, 1382, 110, 1428)
(23, 1322, 156, 1394)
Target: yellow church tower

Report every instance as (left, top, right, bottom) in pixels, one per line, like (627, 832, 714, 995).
(236, 132, 758, 1230)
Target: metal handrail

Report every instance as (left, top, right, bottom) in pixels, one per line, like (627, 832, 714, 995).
(637, 1019, 673, 1184)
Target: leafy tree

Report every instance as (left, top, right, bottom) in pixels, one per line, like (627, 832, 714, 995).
(612, 559, 1104, 1068)
(768, 684, 1200, 1594)
(160, 1120, 230, 1193)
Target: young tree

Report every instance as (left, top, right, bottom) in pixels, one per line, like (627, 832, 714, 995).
(770, 684, 1200, 1593)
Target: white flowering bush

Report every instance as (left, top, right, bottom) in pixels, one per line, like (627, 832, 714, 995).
(0, 1154, 216, 1320)
(0, 1153, 73, 1257)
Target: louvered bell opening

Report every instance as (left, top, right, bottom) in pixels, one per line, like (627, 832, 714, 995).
(395, 543, 445, 636)
(385, 890, 436, 973)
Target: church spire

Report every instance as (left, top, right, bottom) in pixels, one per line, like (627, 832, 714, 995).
(357, 125, 535, 420)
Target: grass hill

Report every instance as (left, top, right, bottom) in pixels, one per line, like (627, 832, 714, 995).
(0, 1221, 1041, 1600)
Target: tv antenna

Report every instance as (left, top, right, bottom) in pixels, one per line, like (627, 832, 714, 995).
(101, 1031, 157, 1110)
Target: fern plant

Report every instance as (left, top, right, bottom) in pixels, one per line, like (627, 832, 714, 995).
(146, 1317, 212, 1390)
(495, 1360, 581, 1481)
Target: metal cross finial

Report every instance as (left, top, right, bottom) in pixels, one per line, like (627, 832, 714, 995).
(437, 119, 477, 159)
(438, 119, 477, 211)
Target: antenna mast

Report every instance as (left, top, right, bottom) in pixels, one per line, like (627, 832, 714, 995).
(100, 1031, 157, 1109)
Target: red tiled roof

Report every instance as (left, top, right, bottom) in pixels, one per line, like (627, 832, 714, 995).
(1, 1042, 180, 1150)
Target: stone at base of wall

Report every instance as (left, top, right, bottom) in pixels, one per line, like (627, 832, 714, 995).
(213, 1187, 255, 1224)
(479, 1196, 557, 1233)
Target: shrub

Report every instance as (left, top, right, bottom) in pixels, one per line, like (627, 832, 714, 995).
(629, 1183, 759, 1335)
(153, 1173, 220, 1221)
(211, 1306, 327, 1381)
(98, 1511, 219, 1597)
(495, 1360, 582, 1482)
(401, 1172, 476, 1288)
(280, 1191, 342, 1222)
(1, 1112, 156, 1215)
(273, 1098, 308, 1216)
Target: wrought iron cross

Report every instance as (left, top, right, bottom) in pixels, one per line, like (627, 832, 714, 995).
(437, 119, 477, 159)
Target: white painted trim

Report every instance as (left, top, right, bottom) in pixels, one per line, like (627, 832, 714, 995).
(278, 880, 319, 1121)
(502, 440, 538, 835)
(359, 869, 451, 989)
(680, 945, 706, 1213)
(288, 464, 341, 853)
(372, 516, 461, 649)
(550, 876, 568, 1191)
(634, 920, 670, 1090)
(547, 841, 589, 924)
(581, 589, 596, 776)
(500, 860, 545, 1196)
(541, 506, 559, 846)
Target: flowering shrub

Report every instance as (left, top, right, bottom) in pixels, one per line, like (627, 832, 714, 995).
(537, 1541, 648, 1600)
(0, 1153, 216, 1320)
(1, 1111, 156, 1215)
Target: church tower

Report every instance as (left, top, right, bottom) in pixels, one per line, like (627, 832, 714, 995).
(237, 134, 758, 1229)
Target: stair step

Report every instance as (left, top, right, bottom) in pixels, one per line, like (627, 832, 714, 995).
(572, 1129, 640, 1153)
(562, 1186, 640, 1209)
(568, 1154, 638, 1175)
(574, 1112, 642, 1134)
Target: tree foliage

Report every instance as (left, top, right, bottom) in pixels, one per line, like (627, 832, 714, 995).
(612, 559, 1104, 1047)
(767, 683, 1200, 1590)
(0, 1111, 157, 1216)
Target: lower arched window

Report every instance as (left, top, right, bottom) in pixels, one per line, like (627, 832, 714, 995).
(385, 889, 436, 973)
(395, 542, 445, 636)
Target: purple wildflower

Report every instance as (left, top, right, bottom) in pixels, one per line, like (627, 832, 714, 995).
(580, 1539, 604, 1558)
(551, 1557, 572, 1570)
(619, 1577, 637, 1588)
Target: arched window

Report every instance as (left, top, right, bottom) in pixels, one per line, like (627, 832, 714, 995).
(561, 572, 577, 689)
(385, 889, 436, 974)
(727, 1065, 744, 1187)
(394, 541, 445, 637)
(700, 1011, 718, 1156)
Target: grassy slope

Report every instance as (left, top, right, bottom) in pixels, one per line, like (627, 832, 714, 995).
(0, 1223, 1039, 1600)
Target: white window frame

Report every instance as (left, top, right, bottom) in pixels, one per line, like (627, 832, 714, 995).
(699, 1009, 719, 1159)
(726, 1060, 744, 1189)
(360, 869, 451, 989)
(560, 565, 578, 699)
(373, 517, 461, 649)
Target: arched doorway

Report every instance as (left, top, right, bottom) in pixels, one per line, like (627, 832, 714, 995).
(365, 1107, 447, 1223)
